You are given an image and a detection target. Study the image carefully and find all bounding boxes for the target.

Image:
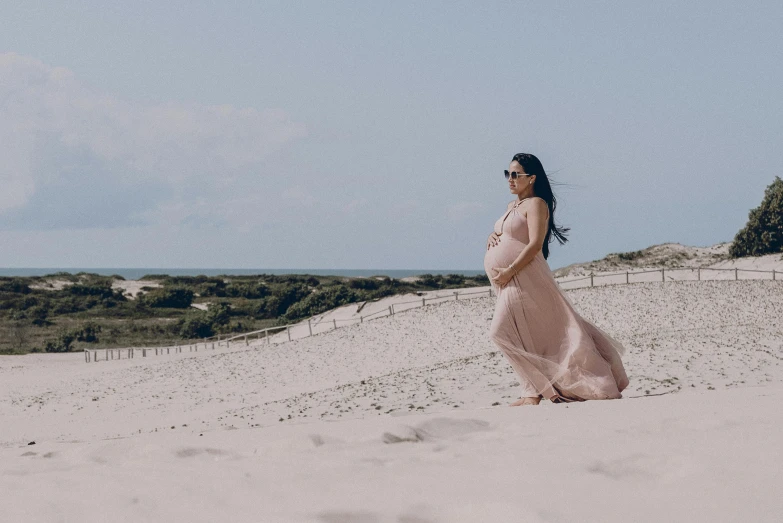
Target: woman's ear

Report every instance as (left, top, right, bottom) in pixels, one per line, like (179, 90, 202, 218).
(528, 175, 536, 185)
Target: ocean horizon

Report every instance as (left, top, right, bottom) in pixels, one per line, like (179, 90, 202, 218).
(0, 268, 487, 280)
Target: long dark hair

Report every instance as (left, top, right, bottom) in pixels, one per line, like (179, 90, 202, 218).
(512, 153, 570, 260)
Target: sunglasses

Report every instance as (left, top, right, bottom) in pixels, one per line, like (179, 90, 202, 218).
(504, 170, 533, 181)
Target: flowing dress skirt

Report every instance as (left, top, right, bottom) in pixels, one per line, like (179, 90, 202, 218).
(483, 202, 629, 402)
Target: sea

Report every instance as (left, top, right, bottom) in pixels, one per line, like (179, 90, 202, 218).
(0, 268, 486, 280)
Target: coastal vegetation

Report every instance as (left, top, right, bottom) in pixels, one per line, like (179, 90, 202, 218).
(0, 272, 489, 355)
(729, 176, 783, 258)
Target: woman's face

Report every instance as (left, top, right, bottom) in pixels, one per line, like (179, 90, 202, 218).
(507, 160, 535, 195)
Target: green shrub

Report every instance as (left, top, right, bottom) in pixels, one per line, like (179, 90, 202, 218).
(273, 283, 311, 315)
(617, 250, 644, 261)
(197, 279, 228, 297)
(443, 274, 465, 285)
(348, 278, 380, 290)
(729, 176, 783, 257)
(26, 305, 51, 326)
(0, 278, 31, 294)
(418, 274, 441, 287)
(282, 285, 359, 321)
(43, 272, 79, 282)
(179, 314, 214, 339)
(74, 322, 102, 342)
(142, 287, 194, 308)
(177, 302, 231, 339)
(205, 302, 231, 327)
(43, 331, 76, 353)
(68, 283, 114, 298)
(224, 283, 270, 299)
(471, 273, 489, 284)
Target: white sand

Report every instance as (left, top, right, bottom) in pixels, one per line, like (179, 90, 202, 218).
(112, 279, 162, 299)
(28, 277, 162, 299)
(553, 241, 783, 278)
(2, 279, 782, 522)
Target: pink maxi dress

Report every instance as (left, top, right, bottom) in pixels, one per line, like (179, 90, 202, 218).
(483, 197, 629, 402)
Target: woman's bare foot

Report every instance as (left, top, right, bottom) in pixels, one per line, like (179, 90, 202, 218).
(509, 396, 540, 406)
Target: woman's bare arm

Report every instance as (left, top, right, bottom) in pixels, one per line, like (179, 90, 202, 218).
(506, 198, 549, 272)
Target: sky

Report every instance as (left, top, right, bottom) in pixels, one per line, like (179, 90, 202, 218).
(1, 1, 781, 271)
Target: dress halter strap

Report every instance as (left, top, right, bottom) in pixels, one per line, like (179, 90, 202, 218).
(501, 197, 548, 232)
(500, 198, 530, 232)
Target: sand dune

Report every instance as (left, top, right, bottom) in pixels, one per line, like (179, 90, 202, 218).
(2, 279, 782, 522)
(553, 241, 783, 278)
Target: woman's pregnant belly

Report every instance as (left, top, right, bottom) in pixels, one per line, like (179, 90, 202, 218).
(484, 237, 525, 279)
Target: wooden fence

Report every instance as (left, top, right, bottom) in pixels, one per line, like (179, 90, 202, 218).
(556, 266, 778, 290)
(84, 266, 780, 363)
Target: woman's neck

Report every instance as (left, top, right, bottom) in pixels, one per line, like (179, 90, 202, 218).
(517, 191, 535, 200)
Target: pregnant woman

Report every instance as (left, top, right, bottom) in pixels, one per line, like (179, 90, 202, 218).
(484, 153, 629, 406)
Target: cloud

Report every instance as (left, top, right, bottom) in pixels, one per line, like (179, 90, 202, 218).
(0, 52, 307, 229)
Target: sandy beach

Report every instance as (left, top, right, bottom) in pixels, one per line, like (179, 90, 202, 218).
(2, 278, 782, 521)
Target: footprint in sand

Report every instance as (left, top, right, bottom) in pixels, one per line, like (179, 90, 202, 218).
(586, 452, 699, 482)
(316, 510, 379, 523)
(382, 417, 491, 443)
(175, 447, 231, 458)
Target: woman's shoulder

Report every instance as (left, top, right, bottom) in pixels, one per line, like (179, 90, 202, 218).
(531, 196, 549, 207)
(513, 196, 548, 207)
(520, 197, 549, 217)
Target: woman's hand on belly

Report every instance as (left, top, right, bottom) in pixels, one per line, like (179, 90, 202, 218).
(487, 231, 502, 250)
(489, 266, 514, 288)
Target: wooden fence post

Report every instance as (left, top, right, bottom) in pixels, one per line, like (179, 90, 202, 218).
(735, 268, 738, 280)
(360, 315, 363, 323)
(287, 326, 291, 341)
(454, 291, 459, 300)
(774, 269, 777, 281)
(244, 334, 248, 346)
(625, 271, 629, 284)
(333, 318, 337, 329)
(266, 330, 270, 344)
(662, 269, 665, 282)
(389, 306, 393, 316)
(698, 267, 701, 281)
(308, 319, 312, 336)
(422, 297, 426, 306)
(590, 273, 594, 287)
(84, 349, 89, 363)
